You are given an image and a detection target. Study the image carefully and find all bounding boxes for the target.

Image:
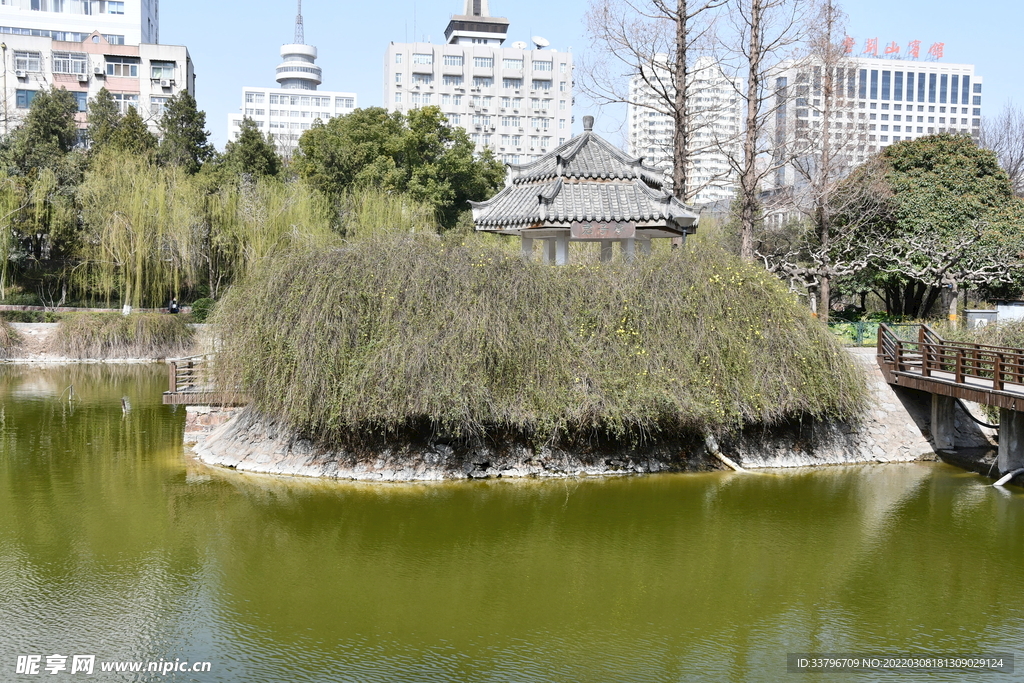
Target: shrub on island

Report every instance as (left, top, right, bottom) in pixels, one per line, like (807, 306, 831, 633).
(51, 312, 195, 359)
(211, 235, 865, 451)
(0, 320, 20, 358)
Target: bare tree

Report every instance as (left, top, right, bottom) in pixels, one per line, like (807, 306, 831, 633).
(581, 0, 728, 202)
(981, 103, 1024, 197)
(720, 0, 806, 260)
(756, 0, 879, 321)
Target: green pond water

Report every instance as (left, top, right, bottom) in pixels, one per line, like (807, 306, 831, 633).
(2, 364, 1024, 682)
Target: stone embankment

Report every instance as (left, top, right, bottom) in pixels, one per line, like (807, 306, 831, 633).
(192, 348, 997, 481)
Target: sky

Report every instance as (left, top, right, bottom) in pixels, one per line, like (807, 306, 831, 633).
(158, 0, 1024, 151)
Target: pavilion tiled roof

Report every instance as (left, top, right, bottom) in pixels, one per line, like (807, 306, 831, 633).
(470, 124, 699, 233)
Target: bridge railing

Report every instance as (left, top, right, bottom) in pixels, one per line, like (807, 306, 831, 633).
(878, 323, 1024, 391)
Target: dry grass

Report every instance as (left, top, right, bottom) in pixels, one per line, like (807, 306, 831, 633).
(50, 312, 195, 359)
(0, 320, 19, 358)
(211, 235, 866, 448)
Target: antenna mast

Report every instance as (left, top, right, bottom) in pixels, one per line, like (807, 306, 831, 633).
(294, 0, 304, 44)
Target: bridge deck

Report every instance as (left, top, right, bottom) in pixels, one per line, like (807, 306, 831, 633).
(162, 355, 247, 406)
(877, 324, 1024, 411)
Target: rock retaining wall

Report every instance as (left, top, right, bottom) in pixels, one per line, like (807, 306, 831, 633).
(193, 349, 988, 481)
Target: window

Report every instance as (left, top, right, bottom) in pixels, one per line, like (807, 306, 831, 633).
(103, 55, 138, 77)
(412, 73, 433, 85)
(14, 51, 40, 72)
(452, 94, 462, 105)
(560, 63, 567, 74)
(410, 92, 421, 105)
(974, 83, 982, 93)
(512, 135, 521, 146)
(111, 92, 138, 113)
(474, 57, 493, 68)
(422, 93, 432, 104)
(532, 80, 552, 91)
(15, 89, 36, 108)
(150, 95, 169, 117)
(442, 94, 451, 105)
(443, 54, 463, 67)
(395, 92, 402, 103)
(395, 73, 402, 83)
(503, 58, 523, 69)
(442, 75, 462, 86)
(503, 78, 521, 89)
(412, 53, 433, 65)
(533, 61, 553, 72)
(500, 97, 511, 107)
(106, 1, 123, 13)
(448, 113, 460, 125)
(559, 81, 567, 93)
(473, 76, 492, 87)
(473, 114, 491, 126)
(269, 94, 280, 104)
(559, 119, 566, 129)
(500, 116, 520, 127)
(973, 96, 982, 105)
(335, 97, 354, 108)
(559, 100, 566, 110)
(52, 51, 86, 74)
(395, 53, 403, 64)
(151, 61, 175, 80)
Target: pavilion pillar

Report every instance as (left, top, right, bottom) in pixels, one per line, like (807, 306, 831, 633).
(554, 233, 569, 265)
(521, 237, 535, 261)
(542, 238, 556, 265)
(600, 240, 614, 262)
(620, 238, 636, 261)
(638, 238, 652, 257)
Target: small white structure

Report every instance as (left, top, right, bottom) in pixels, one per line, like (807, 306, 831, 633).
(471, 115, 699, 264)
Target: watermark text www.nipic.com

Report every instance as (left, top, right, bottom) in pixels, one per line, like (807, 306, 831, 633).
(16, 655, 212, 676)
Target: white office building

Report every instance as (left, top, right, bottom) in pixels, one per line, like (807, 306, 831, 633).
(771, 55, 983, 187)
(227, 3, 357, 157)
(627, 56, 742, 205)
(0, 0, 158, 46)
(384, 0, 574, 164)
(0, 0, 192, 136)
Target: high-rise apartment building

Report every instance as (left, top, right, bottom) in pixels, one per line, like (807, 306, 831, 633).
(627, 56, 742, 205)
(227, 2, 357, 157)
(771, 55, 983, 187)
(0, 0, 192, 136)
(384, 0, 574, 164)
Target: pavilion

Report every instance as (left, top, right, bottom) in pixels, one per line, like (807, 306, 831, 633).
(469, 116, 700, 264)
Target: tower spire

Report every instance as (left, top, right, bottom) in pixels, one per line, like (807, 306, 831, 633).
(294, 0, 304, 44)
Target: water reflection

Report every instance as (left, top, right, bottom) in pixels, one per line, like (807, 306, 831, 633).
(1, 364, 1023, 682)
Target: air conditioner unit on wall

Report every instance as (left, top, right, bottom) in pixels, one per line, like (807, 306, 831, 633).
(14, 70, 25, 78)
(78, 73, 89, 82)
(160, 79, 169, 87)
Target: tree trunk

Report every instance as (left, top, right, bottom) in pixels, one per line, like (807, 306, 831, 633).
(672, 0, 690, 202)
(738, 0, 762, 261)
(819, 274, 831, 324)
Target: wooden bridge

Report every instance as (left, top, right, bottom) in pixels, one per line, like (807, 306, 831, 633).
(162, 355, 245, 406)
(877, 323, 1024, 474)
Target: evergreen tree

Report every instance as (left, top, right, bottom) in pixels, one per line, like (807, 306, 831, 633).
(295, 106, 505, 228)
(157, 91, 214, 173)
(108, 106, 157, 155)
(222, 117, 281, 178)
(11, 86, 79, 171)
(87, 88, 121, 152)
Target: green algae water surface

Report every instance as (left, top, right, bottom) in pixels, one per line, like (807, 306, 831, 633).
(1, 364, 1023, 682)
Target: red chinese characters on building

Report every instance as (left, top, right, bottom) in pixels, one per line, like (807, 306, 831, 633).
(863, 38, 878, 56)
(907, 40, 921, 59)
(928, 42, 945, 59)
(843, 36, 855, 54)
(884, 41, 900, 55)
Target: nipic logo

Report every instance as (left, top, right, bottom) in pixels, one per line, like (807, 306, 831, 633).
(16, 654, 95, 675)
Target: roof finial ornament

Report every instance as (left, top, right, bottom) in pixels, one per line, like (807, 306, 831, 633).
(583, 115, 594, 132)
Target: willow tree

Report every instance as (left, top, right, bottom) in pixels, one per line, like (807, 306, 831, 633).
(203, 176, 338, 297)
(0, 175, 25, 300)
(76, 152, 205, 307)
